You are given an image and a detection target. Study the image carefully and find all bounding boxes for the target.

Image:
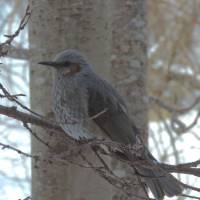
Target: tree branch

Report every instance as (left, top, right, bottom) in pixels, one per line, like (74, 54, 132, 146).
(0, 104, 61, 131)
(0, 5, 31, 57)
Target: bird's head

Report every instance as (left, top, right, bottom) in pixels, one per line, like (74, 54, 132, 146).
(38, 49, 90, 76)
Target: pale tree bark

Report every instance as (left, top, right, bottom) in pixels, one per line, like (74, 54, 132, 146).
(29, 0, 113, 200)
(111, 0, 148, 199)
(29, 0, 147, 199)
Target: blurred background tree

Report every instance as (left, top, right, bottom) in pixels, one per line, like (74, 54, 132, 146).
(147, 1, 200, 199)
(0, 1, 30, 200)
(0, 0, 200, 200)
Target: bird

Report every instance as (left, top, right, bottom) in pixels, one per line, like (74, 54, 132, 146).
(39, 49, 183, 200)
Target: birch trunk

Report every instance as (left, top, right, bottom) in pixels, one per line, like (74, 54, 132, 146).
(111, 0, 148, 199)
(29, 0, 147, 199)
(29, 0, 113, 200)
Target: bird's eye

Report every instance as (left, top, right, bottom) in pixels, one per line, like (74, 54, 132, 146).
(64, 61, 71, 67)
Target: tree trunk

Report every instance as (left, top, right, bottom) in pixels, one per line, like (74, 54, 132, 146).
(29, 0, 147, 199)
(29, 0, 113, 200)
(111, 0, 148, 199)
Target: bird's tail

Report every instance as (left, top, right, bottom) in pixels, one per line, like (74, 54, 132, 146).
(117, 148, 183, 199)
(136, 163, 183, 200)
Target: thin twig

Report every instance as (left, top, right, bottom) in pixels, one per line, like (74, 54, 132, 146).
(0, 5, 32, 56)
(23, 122, 51, 148)
(0, 142, 36, 159)
(0, 104, 62, 132)
(0, 83, 43, 118)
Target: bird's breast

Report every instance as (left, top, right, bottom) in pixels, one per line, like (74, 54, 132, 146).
(53, 79, 87, 120)
(52, 78, 108, 140)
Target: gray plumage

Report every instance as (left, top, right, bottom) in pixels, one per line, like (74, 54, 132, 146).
(39, 49, 183, 200)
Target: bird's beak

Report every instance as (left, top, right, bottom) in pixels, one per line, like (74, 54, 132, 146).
(38, 61, 64, 68)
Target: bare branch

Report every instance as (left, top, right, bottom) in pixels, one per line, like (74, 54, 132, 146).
(0, 5, 31, 57)
(149, 96, 200, 115)
(0, 142, 35, 159)
(0, 104, 62, 132)
(0, 83, 43, 118)
(23, 122, 51, 148)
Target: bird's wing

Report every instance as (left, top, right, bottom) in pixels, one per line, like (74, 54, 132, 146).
(86, 73, 136, 144)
